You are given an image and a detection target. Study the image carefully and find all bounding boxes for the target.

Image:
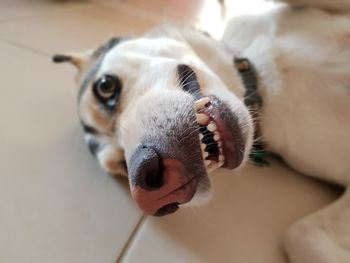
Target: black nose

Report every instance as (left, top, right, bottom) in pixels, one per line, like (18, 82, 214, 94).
(129, 145, 164, 190)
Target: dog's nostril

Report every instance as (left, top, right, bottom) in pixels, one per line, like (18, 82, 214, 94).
(131, 145, 164, 191)
(154, 203, 179, 217)
(144, 170, 163, 189)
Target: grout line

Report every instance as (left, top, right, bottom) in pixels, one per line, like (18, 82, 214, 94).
(116, 213, 147, 263)
(0, 38, 49, 57)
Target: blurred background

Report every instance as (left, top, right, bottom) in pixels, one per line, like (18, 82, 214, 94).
(0, 0, 340, 262)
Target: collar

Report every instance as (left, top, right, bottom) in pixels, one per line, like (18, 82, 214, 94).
(234, 57, 270, 166)
(234, 57, 262, 109)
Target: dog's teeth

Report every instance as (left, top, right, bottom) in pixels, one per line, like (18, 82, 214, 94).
(204, 160, 211, 166)
(219, 155, 225, 162)
(213, 132, 220, 141)
(196, 113, 209, 125)
(201, 143, 206, 151)
(194, 97, 210, 111)
(219, 147, 223, 154)
(217, 141, 222, 147)
(199, 133, 204, 141)
(207, 122, 217, 132)
(203, 151, 209, 158)
(218, 161, 224, 167)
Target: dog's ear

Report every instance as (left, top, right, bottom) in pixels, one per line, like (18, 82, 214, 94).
(52, 37, 124, 73)
(52, 50, 92, 71)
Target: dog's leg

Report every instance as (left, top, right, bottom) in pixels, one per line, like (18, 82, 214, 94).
(284, 188, 350, 263)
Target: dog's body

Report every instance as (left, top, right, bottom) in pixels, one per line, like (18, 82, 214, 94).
(223, 3, 350, 262)
(54, 0, 350, 262)
(223, 3, 350, 185)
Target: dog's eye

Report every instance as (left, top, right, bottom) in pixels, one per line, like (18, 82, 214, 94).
(93, 75, 121, 101)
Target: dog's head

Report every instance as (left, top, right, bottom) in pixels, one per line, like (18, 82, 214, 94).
(53, 26, 254, 216)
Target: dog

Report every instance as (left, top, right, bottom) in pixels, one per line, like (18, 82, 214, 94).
(53, 0, 350, 262)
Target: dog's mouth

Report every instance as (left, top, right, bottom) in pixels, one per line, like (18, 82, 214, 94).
(126, 93, 246, 216)
(194, 95, 245, 172)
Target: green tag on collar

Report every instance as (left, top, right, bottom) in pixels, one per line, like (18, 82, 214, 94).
(249, 143, 271, 166)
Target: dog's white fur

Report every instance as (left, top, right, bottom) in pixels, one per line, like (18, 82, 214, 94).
(222, 2, 350, 262)
(56, 0, 350, 261)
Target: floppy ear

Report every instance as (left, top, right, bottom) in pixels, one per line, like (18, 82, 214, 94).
(52, 51, 92, 71)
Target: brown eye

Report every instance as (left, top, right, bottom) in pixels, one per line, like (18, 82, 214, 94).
(93, 74, 122, 110)
(94, 75, 117, 99)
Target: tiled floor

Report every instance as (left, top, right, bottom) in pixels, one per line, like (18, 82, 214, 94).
(0, 1, 340, 263)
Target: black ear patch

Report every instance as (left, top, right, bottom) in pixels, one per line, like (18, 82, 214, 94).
(52, 54, 72, 63)
(92, 37, 123, 60)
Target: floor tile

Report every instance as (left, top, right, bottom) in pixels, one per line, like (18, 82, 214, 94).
(0, 0, 93, 21)
(122, 160, 340, 263)
(118, 0, 206, 23)
(92, 0, 275, 40)
(0, 4, 157, 55)
(0, 41, 142, 263)
(95, 0, 225, 38)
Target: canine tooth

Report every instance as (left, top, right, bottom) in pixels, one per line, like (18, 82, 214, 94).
(204, 160, 211, 166)
(219, 155, 225, 162)
(203, 151, 209, 158)
(199, 133, 204, 141)
(213, 133, 220, 141)
(196, 113, 209, 125)
(201, 143, 206, 151)
(194, 97, 210, 111)
(207, 122, 217, 132)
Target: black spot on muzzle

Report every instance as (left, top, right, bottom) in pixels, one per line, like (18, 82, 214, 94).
(177, 64, 202, 99)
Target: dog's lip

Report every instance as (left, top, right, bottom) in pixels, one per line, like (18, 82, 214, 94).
(198, 96, 245, 170)
(156, 175, 197, 202)
(152, 175, 198, 216)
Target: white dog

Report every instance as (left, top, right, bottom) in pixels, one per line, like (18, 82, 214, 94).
(53, 0, 350, 262)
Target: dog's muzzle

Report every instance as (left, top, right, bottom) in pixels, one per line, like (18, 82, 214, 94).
(125, 91, 208, 216)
